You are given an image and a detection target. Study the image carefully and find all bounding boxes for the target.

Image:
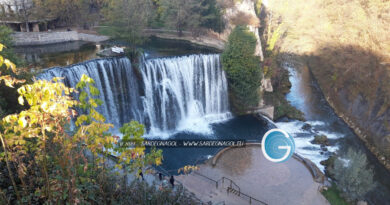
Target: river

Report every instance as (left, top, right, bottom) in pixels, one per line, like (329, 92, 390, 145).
(279, 58, 390, 204)
(21, 40, 390, 204)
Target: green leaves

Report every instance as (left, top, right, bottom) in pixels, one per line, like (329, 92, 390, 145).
(221, 26, 263, 113)
(0, 60, 163, 203)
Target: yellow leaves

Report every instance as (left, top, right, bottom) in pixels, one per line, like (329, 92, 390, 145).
(15, 139, 26, 145)
(40, 102, 48, 111)
(0, 75, 26, 88)
(267, 23, 284, 52)
(77, 74, 95, 90)
(0, 43, 22, 88)
(18, 117, 27, 128)
(18, 96, 24, 105)
(4, 59, 16, 73)
(178, 165, 199, 174)
(75, 114, 88, 126)
(155, 157, 162, 166)
(3, 114, 18, 124)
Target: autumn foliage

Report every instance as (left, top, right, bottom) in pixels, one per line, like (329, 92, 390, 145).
(0, 45, 163, 204)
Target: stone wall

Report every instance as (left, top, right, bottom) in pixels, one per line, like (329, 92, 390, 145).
(12, 31, 109, 46)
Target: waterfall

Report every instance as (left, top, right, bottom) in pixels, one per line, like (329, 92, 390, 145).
(38, 54, 231, 137)
(141, 54, 231, 136)
(37, 58, 144, 128)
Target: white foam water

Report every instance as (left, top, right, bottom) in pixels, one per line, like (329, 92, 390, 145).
(39, 54, 232, 138)
(276, 120, 343, 171)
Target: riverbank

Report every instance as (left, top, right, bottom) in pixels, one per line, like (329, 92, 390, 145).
(304, 57, 390, 171)
(262, 0, 390, 175)
(143, 29, 225, 51)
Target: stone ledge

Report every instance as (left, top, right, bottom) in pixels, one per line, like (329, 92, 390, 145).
(12, 31, 109, 46)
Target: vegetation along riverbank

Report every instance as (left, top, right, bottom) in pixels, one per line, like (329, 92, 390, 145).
(1, 0, 390, 204)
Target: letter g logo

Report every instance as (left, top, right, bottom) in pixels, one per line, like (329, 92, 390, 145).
(261, 129, 295, 163)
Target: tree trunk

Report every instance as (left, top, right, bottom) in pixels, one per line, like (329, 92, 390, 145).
(25, 22, 29, 32)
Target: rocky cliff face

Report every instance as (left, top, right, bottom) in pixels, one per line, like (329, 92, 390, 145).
(263, 0, 390, 167)
(306, 50, 390, 167)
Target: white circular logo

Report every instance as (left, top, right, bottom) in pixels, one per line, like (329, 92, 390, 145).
(261, 129, 295, 163)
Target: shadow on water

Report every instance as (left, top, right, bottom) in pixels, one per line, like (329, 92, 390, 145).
(14, 41, 100, 69)
(15, 37, 220, 70)
(148, 115, 270, 175)
(279, 53, 390, 204)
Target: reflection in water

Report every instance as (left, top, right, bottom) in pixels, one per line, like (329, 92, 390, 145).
(15, 41, 100, 69)
(153, 115, 271, 175)
(279, 59, 390, 204)
(15, 37, 221, 70)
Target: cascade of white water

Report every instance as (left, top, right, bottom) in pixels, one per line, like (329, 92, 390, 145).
(140, 54, 231, 136)
(38, 54, 231, 137)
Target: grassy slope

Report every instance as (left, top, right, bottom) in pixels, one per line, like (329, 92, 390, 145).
(321, 184, 350, 205)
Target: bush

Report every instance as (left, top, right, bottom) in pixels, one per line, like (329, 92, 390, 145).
(331, 148, 376, 202)
(221, 26, 262, 113)
(0, 26, 21, 66)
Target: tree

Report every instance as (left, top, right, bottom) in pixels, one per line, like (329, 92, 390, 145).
(0, 34, 25, 119)
(161, 0, 199, 36)
(101, 0, 153, 59)
(0, 44, 162, 203)
(331, 148, 376, 201)
(221, 26, 262, 113)
(0, 25, 19, 64)
(199, 0, 225, 33)
(161, 0, 225, 36)
(34, 0, 106, 28)
(103, 0, 153, 45)
(0, 0, 34, 32)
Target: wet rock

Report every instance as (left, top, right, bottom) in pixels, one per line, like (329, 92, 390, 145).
(321, 155, 336, 178)
(321, 146, 328, 152)
(301, 123, 312, 131)
(276, 116, 290, 122)
(97, 47, 125, 57)
(357, 201, 368, 205)
(311, 135, 330, 146)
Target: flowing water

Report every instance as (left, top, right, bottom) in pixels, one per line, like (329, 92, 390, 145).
(38, 54, 231, 137)
(279, 60, 390, 204)
(38, 53, 270, 172)
(36, 47, 390, 203)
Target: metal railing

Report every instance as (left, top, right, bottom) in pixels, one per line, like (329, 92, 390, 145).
(154, 166, 206, 205)
(193, 171, 267, 205)
(193, 171, 219, 189)
(218, 177, 240, 195)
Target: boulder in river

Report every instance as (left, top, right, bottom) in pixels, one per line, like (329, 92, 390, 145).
(301, 123, 312, 131)
(311, 135, 330, 146)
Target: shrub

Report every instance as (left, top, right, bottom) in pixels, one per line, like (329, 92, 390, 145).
(331, 148, 376, 202)
(0, 46, 163, 203)
(221, 26, 262, 113)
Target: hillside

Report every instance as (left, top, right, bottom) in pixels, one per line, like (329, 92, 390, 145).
(265, 0, 390, 166)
